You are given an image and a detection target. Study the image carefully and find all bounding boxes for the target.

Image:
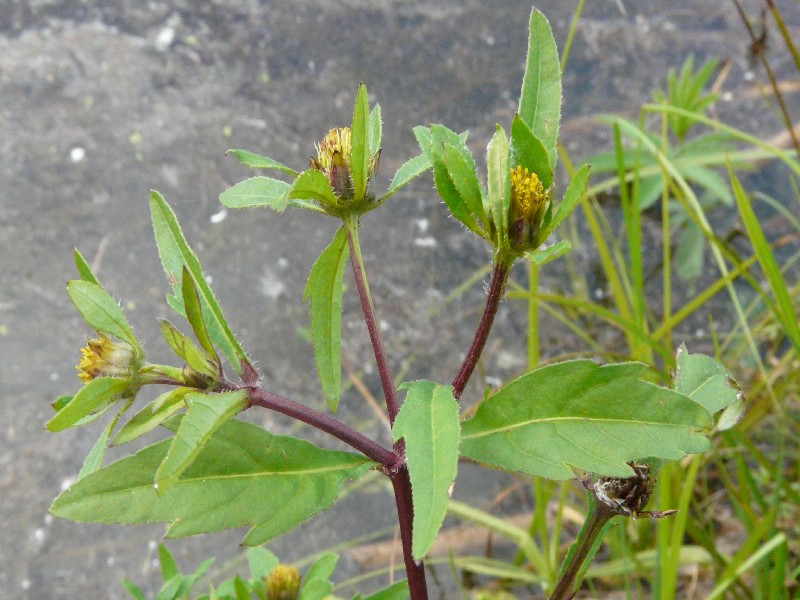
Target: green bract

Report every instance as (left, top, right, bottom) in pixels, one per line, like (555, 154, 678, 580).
(415, 10, 590, 264)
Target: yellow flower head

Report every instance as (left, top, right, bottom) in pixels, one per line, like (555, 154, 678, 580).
(508, 165, 549, 251)
(264, 564, 301, 600)
(76, 334, 136, 383)
(314, 127, 352, 172)
(309, 126, 380, 209)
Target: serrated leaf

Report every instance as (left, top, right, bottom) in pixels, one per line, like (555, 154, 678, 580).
(542, 163, 590, 240)
(219, 177, 291, 211)
(149, 191, 251, 375)
(487, 125, 510, 248)
(225, 149, 298, 177)
(303, 228, 348, 412)
(392, 381, 460, 560)
(67, 280, 139, 349)
(155, 391, 248, 493)
(518, 9, 562, 170)
(247, 547, 279, 580)
(461, 360, 712, 480)
(510, 114, 552, 189)
(46, 377, 131, 432)
(674, 344, 740, 417)
(351, 83, 370, 202)
(73, 249, 101, 286)
(51, 418, 374, 545)
(112, 388, 191, 446)
(288, 169, 339, 207)
(386, 153, 431, 196)
(368, 103, 382, 157)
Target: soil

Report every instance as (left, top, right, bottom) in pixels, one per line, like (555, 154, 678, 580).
(1, 0, 797, 597)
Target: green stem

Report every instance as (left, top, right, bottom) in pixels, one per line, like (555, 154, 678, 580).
(550, 500, 615, 599)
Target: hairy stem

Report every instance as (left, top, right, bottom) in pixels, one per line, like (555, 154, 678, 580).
(246, 387, 396, 466)
(344, 217, 400, 423)
(452, 260, 511, 399)
(391, 466, 429, 600)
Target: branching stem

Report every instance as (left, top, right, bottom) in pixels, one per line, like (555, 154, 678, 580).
(246, 387, 395, 467)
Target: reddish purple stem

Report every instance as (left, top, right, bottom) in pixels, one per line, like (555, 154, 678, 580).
(451, 261, 510, 399)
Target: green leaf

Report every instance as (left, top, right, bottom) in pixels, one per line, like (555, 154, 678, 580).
(121, 580, 146, 600)
(78, 413, 119, 479)
(288, 169, 339, 207)
(510, 114, 552, 189)
(225, 149, 298, 177)
(299, 553, 338, 600)
(350, 83, 370, 202)
(158, 543, 180, 581)
(46, 377, 131, 432)
(461, 360, 712, 480)
(524, 239, 572, 266)
(729, 164, 800, 356)
(368, 103, 382, 157)
(360, 581, 410, 600)
(67, 280, 138, 349)
(518, 9, 562, 170)
(393, 381, 460, 560)
(442, 143, 487, 229)
(219, 177, 291, 211)
(675, 219, 705, 282)
(486, 125, 510, 248)
(155, 391, 248, 492)
(232, 576, 251, 600)
(247, 547, 279, 580)
(154, 574, 183, 600)
(158, 319, 216, 378)
(303, 227, 349, 412)
(181, 266, 218, 360)
(542, 163, 590, 239)
(112, 388, 191, 446)
(149, 191, 251, 375)
(429, 126, 480, 233)
(73, 249, 101, 286)
(51, 418, 373, 545)
(674, 344, 741, 418)
(386, 153, 431, 196)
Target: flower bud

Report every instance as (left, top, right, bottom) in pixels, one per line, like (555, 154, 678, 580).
(76, 334, 138, 383)
(508, 164, 549, 252)
(264, 564, 301, 600)
(309, 127, 380, 211)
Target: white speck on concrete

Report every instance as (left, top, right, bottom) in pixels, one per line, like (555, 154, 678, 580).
(155, 27, 176, 52)
(414, 237, 437, 248)
(70, 147, 85, 163)
(210, 207, 227, 224)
